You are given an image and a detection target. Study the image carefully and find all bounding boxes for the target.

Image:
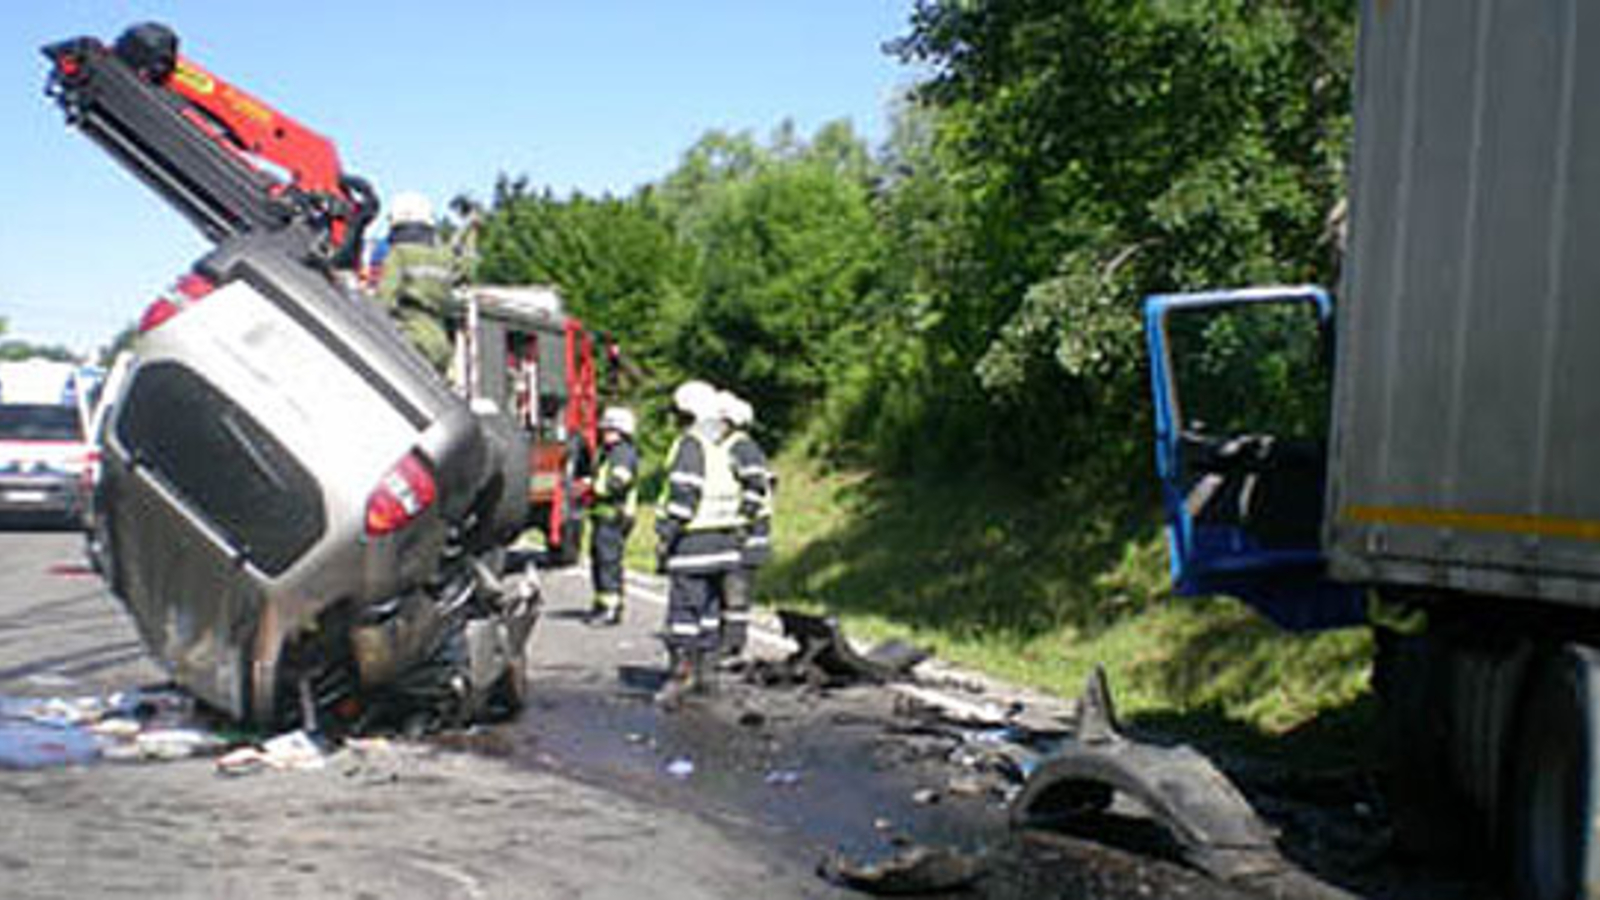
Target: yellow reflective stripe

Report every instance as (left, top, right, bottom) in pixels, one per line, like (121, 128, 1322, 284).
(1343, 505, 1600, 543)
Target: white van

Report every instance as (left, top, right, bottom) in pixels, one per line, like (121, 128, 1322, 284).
(0, 361, 94, 525)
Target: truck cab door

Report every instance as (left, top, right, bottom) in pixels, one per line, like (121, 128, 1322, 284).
(1145, 287, 1361, 630)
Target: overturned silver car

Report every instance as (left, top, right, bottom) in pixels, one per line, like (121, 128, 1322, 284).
(46, 25, 538, 729)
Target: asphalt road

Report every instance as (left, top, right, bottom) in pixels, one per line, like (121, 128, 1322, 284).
(0, 529, 822, 900)
(0, 528, 1497, 900)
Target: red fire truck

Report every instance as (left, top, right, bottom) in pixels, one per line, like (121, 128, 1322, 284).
(449, 285, 609, 564)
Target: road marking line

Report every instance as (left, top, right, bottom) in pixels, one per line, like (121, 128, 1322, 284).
(403, 857, 487, 900)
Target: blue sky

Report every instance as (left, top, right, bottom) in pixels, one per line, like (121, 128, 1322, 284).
(1, 1, 919, 354)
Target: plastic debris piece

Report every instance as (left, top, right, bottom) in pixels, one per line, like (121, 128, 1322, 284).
(90, 718, 143, 739)
(912, 788, 941, 806)
(764, 769, 802, 787)
(261, 730, 326, 770)
(819, 844, 987, 895)
(215, 746, 270, 776)
(135, 728, 222, 760)
(947, 774, 988, 797)
(215, 730, 326, 775)
(343, 737, 393, 754)
(0, 719, 101, 768)
(665, 756, 695, 779)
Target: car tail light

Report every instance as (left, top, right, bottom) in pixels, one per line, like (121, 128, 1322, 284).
(78, 449, 101, 487)
(364, 451, 437, 536)
(138, 272, 216, 333)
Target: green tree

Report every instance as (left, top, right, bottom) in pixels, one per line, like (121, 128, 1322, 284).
(885, 0, 1356, 471)
(664, 122, 885, 438)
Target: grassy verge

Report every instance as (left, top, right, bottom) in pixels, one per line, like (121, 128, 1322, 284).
(624, 450, 1375, 764)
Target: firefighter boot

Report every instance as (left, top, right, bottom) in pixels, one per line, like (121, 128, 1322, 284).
(655, 649, 697, 710)
(589, 592, 624, 627)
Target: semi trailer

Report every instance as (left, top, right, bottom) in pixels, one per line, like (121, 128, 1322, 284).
(1146, 2, 1600, 897)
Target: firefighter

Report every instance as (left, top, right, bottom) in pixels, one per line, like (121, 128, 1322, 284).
(588, 406, 639, 626)
(716, 391, 772, 665)
(375, 191, 455, 372)
(654, 379, 742, 707)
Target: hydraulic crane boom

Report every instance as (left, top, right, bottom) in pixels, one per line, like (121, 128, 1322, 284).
(42, 23, 376, 269)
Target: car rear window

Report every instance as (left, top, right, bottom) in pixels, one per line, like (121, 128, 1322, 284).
(0, 404, 82, 441)
(116, 361, 325, 575)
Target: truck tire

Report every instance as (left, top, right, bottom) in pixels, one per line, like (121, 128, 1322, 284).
(1506, 645, 1600, 900)
(1373, 626, 1470, 860)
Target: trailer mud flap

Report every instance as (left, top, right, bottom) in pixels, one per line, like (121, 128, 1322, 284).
(1010, 668, 1285, 883)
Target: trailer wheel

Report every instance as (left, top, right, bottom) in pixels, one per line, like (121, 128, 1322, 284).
(1506, 646, 1597, 900)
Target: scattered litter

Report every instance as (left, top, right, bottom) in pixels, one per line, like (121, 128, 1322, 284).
(818, 843, 987, 896)
(0, 687, 224, 769)
(911, 788, 940, 806)
(946, 775, 988, 797)
(664, 756, 695, 779)
(263, 730, 326, 769)
(343, 736, 393, 754)
(134, 728, 222, 760)
(0, 718, 101, 769)
(215, 730, 326, 776)
(764, 769, 802, 787)
(90, 718, 142, 739)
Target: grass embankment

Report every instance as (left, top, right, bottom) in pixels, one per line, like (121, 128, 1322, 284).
(625, 451, 1376, 765)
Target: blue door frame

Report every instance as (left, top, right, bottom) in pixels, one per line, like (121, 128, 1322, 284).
(1144, 286, 1362, 631)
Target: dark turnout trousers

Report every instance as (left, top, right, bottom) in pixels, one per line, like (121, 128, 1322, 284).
(590, 516, 631, 612)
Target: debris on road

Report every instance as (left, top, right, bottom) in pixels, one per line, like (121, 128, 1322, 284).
(818, 843, 987, 896)
(1009, 667, 1291, 885)
(0, 717, 101, 768)
(761, 611, 929, 688)
(1, 687, 229, 767)
(131, 728, 223, 761)
(764, 769, 802, 788)
(215, 730, 328, 775)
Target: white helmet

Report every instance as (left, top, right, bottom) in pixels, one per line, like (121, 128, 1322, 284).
(718, 391, 754, 427)
(388, 191, 435, 228)
(599, 406, 636, 438)
(672, 380, 718, 419)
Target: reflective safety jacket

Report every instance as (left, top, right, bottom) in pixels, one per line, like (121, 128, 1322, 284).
(590, 439, 639, 523)
(723, 428, 772, 567)
(656, 422, 742, 573)
(376, 232, 455, 316)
